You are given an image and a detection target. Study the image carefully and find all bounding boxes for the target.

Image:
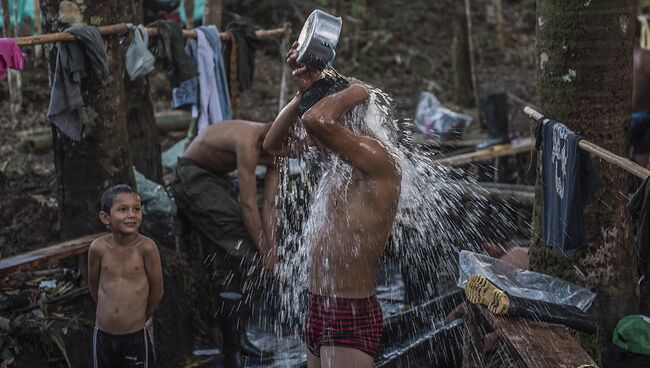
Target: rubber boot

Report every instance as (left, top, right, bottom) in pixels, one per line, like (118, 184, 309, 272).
(477, 92, 510, 150)
(217, 291, 274, 365)
(217, 292, 244, 368)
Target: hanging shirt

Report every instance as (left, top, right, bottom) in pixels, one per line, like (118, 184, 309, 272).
(47, 26, 109, 141)
(538, 120, 602, 252)
(628, 176, 650, 273)
(199, 26, 232, 120)
(0, 38, 24, 79)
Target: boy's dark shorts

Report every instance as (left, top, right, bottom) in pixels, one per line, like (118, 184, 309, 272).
(631, 118, 650, 155)
(92, 327, 154, 368)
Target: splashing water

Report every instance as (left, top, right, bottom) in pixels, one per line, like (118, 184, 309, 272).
(258, 77, 525, 364)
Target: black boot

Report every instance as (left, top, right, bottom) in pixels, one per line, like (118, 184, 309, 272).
(217, 291, 274, 366)
(217, 292, 245, 368)
(238, 302, 274, 361)
(477, 92, 510, 150)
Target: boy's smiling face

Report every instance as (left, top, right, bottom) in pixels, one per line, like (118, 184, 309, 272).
(99, 192, 142, 235)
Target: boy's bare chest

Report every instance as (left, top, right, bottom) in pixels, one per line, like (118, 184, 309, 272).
(101, 248, 146, 280)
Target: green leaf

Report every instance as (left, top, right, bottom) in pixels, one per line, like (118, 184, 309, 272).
(49, 332, 71, 368)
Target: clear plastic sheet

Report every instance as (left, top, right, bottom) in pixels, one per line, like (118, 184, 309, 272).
(457, 250, 596, 312)
(414, 91, 472, 137)
(134, 168, 177, 215)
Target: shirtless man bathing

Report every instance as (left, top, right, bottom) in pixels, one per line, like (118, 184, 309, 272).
(264, 42, 401, 368)
(88, 184, 164, 368)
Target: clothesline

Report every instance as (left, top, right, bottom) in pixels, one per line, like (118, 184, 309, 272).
(12, 22, 290, 47)
(524, 106, 650, 180)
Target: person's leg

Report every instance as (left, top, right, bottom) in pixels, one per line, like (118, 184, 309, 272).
(319, 346, 373, 368)
(307, 351, 322, 368)
(120, 329, 154, 368)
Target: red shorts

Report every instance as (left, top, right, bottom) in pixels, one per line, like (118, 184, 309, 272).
(304, 292, 383, 358)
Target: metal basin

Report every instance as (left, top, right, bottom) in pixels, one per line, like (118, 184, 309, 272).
(296, 9, 342, 69)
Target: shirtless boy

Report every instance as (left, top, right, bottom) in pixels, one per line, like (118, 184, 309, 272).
(264, 42, 401, 368)
(88, 184, 164, 368)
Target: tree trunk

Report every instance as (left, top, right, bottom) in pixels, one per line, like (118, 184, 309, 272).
(453, 2, 475, 107)
(532, 0, 637, 361)
(203, 0, 222, 28)
(42, 0, 135, 239)
(124, 1, 162, 182)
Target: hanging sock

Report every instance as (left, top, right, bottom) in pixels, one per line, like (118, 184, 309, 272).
(0, 38, 24, 80)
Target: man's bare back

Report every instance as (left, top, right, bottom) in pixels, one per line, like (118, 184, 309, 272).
(183, 120, 274, 174)
(90, 234, 155, 334)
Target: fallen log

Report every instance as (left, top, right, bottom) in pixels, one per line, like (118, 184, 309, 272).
(17, 111, 191, 152)
(433, 138, 534, 166)
(0, 233, 105, 279)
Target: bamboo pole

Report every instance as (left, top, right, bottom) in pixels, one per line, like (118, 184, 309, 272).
(278, 22, 291, 113)
(524, 106, 650, 180)
(464, 0, 482, 127)
(14, 23, 287, 46)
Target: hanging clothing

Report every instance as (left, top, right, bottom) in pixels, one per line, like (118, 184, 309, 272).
(125, 24, 156, 80)
(629, 176, 650, 273)
(199, 26, 232, 120)
(194, 28, 223, 133)
(536, 119, 602, 252)
(47, 26, 109, 141)
(223, 18, 262, 93)
(148, 20, 198, 87)
(0, 38, 24, 79)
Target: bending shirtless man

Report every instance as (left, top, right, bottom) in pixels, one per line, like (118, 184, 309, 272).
(171, 120, 278, 367)
(264, 42, 401, 368)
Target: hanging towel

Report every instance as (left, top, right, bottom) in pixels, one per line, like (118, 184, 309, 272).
(537, 120, 602, 252)
(125, 24, 156, 80)
(47, 26, 109, 141)
(628, 176, 650, 273)
(199, 25, 232, 120)
(0, 38, 24, 79)
(148, 20, 198, 87)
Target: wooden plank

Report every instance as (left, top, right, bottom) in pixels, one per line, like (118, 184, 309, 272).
(477, 305, 598, 368)
(433, 138, 534, 166)
(0, 233, 106, 278)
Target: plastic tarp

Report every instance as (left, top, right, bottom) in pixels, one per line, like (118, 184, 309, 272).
(457, 250, 596, 312)
(414, 91, 472, 137)
(134, 168, 177, 215)
(162, 137, 187, 170)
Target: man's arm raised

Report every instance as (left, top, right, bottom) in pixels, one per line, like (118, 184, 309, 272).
(302, 83, 398, 178)
(263, 93, 301, 157)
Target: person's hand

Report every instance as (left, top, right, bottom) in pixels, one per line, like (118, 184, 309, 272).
(285, 40, 321, 92)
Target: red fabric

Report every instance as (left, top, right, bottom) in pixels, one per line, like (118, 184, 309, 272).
(304, 293, 383, 358)
(0, 38, 24, 80)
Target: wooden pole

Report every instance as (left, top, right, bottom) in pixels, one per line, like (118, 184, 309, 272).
(278, 22, 291, 113)
(14, 24, 287, 46)
(464, 0, 482, 127)
(32, 0, 43, 61)
(524, 106, 650, 180)
(202, 0, 222, 29)
(493, 0, 505, 49)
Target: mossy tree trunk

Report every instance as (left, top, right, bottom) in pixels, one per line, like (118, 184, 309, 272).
(532, 0, 638, 361)
(42, 0, 136, 239)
